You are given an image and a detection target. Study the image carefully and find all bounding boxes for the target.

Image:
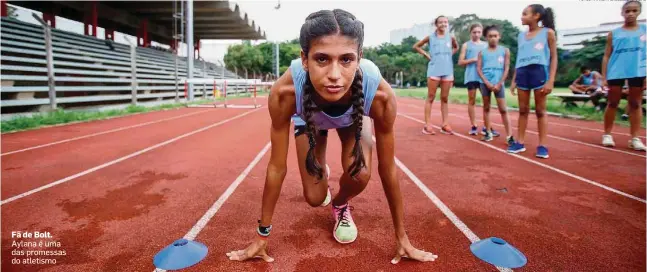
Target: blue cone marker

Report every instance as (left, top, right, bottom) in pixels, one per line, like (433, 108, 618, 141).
(153, 239, 208, 270)
(470, 237, 527, 268)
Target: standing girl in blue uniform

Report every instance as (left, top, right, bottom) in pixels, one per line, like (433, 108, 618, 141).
(459, 23, 487, 135)
(477, 25, 514, 145)
(508, 4, 558, 159)
(226, 9, 438, 264)
(414, 15, 459, 135)
(601, 0, 646, 151)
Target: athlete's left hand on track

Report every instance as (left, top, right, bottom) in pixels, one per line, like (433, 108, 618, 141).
(226, 239, 274, 263)
(391, 239, 438, 264)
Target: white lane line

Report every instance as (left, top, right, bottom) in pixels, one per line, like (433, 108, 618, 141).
(153, 142, 271, 272)
(398, 101, 646, 139)
(449, 112, 645, 158)
(2, 110, 211, 156)
(1, 108, 263, 206)
(398, 102, 645, 158)
(397, 113, 646, 204)
(371, 135, 512, 272)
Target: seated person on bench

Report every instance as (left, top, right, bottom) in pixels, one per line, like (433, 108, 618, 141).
(569, 66, 602, 95)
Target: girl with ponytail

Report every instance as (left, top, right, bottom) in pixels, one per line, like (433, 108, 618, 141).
(226, 9, 438, 264)
(508, 4, 558, 159)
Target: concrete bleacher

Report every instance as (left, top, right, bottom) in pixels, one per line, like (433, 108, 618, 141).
(0, 17, 246, 114)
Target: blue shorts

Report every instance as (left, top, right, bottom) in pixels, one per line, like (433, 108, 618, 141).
(480, 83, 505, 99)
(515, 64, 547, 90)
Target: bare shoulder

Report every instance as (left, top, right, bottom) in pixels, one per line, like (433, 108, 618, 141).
(269, 69, 297, 125)
(369, 79, 397, 129)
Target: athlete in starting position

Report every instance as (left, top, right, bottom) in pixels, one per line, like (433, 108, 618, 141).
(226, 9, 438, 264)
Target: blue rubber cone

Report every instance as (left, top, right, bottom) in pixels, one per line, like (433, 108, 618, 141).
(153, 239, 208, 270)
(470, 237, 527, 268)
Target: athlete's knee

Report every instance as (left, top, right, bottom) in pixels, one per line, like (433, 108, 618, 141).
(468, 96, 476, 105)
(628, 98, 641, 110)
(535, 108, 546, 118)
(519, 105, 530, 116)
(498, 107, 507, 115)
(607, 100, 620, 109)
(304, 188, 327, 207)
(483, 104, 491, 113)
(427, 94, 436, 102)
(440, 95, 449, 103)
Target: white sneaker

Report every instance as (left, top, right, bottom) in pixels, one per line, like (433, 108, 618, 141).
(602, 134, 615, 147)
(320, 165, 332, 207)
(629, 138, 646, 151)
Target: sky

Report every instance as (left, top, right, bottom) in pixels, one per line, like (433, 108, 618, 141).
(10, 0, 645, 63)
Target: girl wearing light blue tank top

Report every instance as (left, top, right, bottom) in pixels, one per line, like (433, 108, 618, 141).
(600, 0, 646, 151)
(227, 9, 438, 264)
(477, 25, 513, 146)
(413, 15, 459, 135)
(507, 4, 558, 159)
(458, 23, 487, 135)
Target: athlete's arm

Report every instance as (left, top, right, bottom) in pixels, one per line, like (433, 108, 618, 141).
(601, 32, 613, 87)
(500, 48, 511, 89)
(510, 66, 518, 96)
(451, 36, 459, 55)
(476, 51, 491, 87)
(226, 69, 296, 263)
(260, 70, 296, 227)
(572, 75, 583, 87)
(413, 36, 431, 61)
(458, 43, 475, 66)
(370, 79, 437, 263)
(544, 29, 558, 94)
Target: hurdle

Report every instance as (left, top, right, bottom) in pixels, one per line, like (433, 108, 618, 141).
(185, 79, 273, 109)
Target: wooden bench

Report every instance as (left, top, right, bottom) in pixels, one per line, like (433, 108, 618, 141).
(552, 93, 592, 107)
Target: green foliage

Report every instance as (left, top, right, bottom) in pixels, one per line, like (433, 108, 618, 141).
(224, 14, 607, 88)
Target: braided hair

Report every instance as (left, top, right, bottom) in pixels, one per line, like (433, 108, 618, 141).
(299, 9, 366, 180)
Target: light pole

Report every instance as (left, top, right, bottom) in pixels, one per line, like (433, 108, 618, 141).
(274, 0, 281, 79)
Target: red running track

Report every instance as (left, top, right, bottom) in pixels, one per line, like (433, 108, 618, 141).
(1, 98, 644, 271)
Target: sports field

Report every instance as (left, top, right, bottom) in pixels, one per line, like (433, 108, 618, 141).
(1, 96, 644, 271)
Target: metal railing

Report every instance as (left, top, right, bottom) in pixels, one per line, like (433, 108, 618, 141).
(0, 17, 257, 113)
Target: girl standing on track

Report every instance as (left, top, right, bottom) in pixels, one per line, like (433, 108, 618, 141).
(508, 4, 558, 159)
(477, 25, 514, 145)
(413, 15, 459, 135)
(600, 0, 646, 151)
(458, 23, 489, 136)
(226, 9, 438, 264)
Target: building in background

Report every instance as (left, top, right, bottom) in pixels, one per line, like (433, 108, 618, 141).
(558, 19, 646, 50)
(389, 17, 454, 45)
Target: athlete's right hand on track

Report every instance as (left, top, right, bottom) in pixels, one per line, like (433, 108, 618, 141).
(391, 237, 438, 264)
(510, 83, 517, 96)
(226, 238, 274, 263)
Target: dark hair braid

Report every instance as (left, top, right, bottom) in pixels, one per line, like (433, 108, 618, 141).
(348, 70, 365, 178)
(302, 72, 324, 180)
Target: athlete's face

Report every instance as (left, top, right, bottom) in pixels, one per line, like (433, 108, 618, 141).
(622, 2, 641, 24)
(471, 27, 482, 41)
(486, 30, 500, 47)
(521, 6, 538, 26)
(301, 34, 361, 103)
(436, 17, 449, 31)
(582, 69, 591, 77)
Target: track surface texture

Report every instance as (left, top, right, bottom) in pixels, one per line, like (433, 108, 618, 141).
(2, 96, 644, 272)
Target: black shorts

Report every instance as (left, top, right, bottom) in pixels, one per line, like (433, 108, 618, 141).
(466, 81, 480, 90)
(608, 77, 646, 88)
(515, 64, 547, 90)
(294, 125, 328, 137)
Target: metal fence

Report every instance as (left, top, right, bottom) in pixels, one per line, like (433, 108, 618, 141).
(1, 17, 258, 113)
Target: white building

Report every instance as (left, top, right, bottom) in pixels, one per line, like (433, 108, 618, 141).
(389, 17, 454, 45)
(558, 19, 646, 50)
